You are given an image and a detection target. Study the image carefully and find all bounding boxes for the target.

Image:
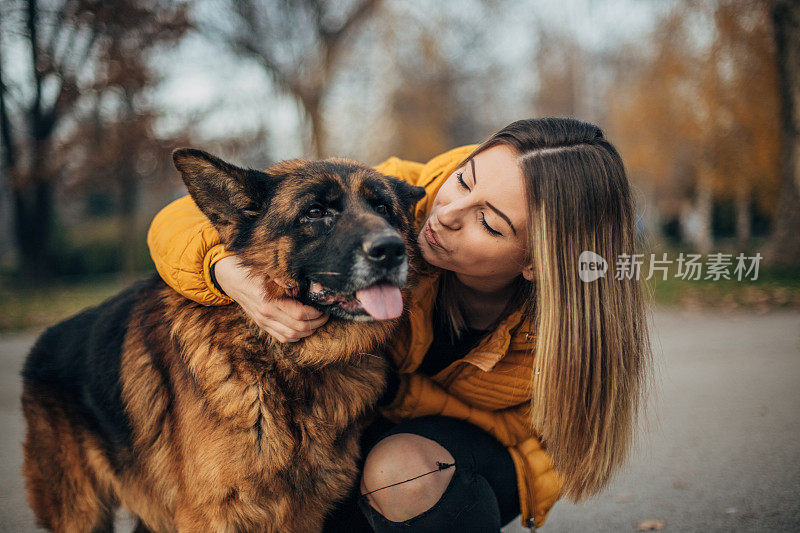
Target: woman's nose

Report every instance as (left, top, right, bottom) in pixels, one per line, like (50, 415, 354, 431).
(437, 198, 467, 229)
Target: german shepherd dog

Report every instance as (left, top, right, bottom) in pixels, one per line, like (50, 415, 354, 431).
(21, 149, 426, 532)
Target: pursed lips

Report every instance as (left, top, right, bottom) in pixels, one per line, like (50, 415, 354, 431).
(424, 220, 448, 252)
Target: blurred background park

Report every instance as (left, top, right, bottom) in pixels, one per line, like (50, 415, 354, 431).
(0, 0, 799, 329)
(1, 0, 799, 531)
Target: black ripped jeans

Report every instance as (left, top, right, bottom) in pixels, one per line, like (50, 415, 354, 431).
(322, 415, 520, 532)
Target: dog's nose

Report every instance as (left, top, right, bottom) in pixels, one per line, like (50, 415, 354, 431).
(362, 234, 406, 268)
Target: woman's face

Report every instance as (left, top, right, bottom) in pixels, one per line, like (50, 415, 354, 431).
(417, 144, 533, 290)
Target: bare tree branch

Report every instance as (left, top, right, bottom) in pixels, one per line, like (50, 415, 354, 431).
(325, 0, 381, 44)
(42, 0, 76, 65)
(0, 37, 18, 177)
(26, 0, 45, 139)
(200, 0, 381, 156)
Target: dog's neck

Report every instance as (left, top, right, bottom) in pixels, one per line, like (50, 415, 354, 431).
(243, 277, 406, 366)
(163, 290, 389, 437)
(168, 289, 395, 374)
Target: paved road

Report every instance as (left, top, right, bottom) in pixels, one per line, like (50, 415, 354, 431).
(1, 309, 798, 532)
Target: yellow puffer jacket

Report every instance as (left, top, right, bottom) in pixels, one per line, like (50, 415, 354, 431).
(147, 146, 564, 528)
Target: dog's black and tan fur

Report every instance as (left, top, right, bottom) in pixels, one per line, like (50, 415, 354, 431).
(21, 150, 425, 532)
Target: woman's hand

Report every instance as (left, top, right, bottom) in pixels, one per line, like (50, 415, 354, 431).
(214, 255, 329, 343)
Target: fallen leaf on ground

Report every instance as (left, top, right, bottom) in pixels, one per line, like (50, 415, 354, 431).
(637, 519, 665, 530)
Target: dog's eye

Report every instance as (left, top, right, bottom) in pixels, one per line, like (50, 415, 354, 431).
(305, 205, 326, 219)
(375, 204, 388, 215)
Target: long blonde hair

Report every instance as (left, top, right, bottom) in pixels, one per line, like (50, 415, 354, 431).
(441, 117, 653, 501)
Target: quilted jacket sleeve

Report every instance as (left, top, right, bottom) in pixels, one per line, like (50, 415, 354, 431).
(146, 195, 236, 305)
(374, 156, 425, 185)
(380, 372, 563, 528)
(147, 157, 425, 304)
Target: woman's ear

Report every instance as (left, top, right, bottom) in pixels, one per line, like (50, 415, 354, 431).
(522, 263, 534, 282)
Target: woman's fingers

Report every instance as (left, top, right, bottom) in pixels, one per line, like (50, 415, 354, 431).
(263, 314, 327, 343)
(213, 256, 328, 341)
(276, 298, 324, 321)
(262, 321, 307, 343)
(259, 299, 327, 331)
(298, 313, 329, 330)
(273, 299, 329, 337)
(250, 298, 328, 341)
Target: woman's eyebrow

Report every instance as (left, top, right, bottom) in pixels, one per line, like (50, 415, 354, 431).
(471, 158, 517, 235)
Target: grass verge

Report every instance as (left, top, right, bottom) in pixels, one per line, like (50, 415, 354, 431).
(0, 273, 150, 333)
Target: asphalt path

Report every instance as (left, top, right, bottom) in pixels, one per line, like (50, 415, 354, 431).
(1, 309, 798, 532)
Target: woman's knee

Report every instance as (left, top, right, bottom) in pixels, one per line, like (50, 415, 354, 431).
(359, 433, 456, 522)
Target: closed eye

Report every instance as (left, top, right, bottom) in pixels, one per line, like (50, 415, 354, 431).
(456, 171, 470, 191)
(456, 171, 501, 236)
(481, 213, 503, 236)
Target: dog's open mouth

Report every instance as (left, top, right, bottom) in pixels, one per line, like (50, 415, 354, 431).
(307, 281, 403, 320)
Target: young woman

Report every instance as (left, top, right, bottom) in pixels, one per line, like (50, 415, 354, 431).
(147, 117, 652, 531)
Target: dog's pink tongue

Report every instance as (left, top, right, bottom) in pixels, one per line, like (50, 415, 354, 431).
(356, 284, 403, 320)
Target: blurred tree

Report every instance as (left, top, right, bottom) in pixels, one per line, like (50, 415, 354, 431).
(313, 0, 504, 164)
(201, 0, 382, 157)
(57, 90, 185, 275)
(765, 0, 800, 267)
(0, 0, 188, 279)
(376, 0, 498, 162)
(702, 0, 780, 247)
(608, 8, 709, 250)
(387, 32, 457, 163)
(534, 29, 586, 118)
(608, 1, 781, 252)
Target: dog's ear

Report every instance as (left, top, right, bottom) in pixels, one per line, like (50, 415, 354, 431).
(389, 178, 426, 213)
(172, 148, 277, 232)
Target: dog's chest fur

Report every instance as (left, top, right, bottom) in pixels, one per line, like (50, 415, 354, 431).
(119, 284, 388, 529)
